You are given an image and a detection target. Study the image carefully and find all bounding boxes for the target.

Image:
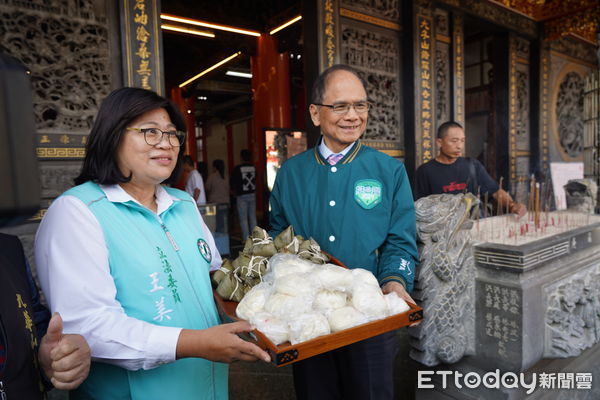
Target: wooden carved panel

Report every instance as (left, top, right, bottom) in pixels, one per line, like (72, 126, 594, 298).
(341, 21, 402, 147)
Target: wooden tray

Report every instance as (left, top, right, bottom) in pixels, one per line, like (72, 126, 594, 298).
(213, 290, 423, 367)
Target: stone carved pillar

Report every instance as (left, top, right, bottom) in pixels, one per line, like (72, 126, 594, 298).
(410, 193, 478, 366)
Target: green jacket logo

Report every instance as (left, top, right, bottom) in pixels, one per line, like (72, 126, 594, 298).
(354, 179, 383, 209)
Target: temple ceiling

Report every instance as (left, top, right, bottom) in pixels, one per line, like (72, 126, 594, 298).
(490, 0, 599, 44)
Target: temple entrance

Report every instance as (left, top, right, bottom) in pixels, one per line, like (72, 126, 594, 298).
(464, 17, 509, 182)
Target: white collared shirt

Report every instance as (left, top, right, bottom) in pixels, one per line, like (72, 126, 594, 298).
(318, 137, 355, 161)
(35, 184, 222, 371)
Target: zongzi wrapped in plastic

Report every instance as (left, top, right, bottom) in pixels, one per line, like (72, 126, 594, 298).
(351, 283, 388, 321)
(236, 282, 272, 320)
(288, 312, 330, 344)
(312, 263, 354, 292)
(384, 292, 411, 315)
(313, 289, 347, 313)
(264, 292, 312, 319)
(328, 306, 368, 332)
(250, 312, 290, 345)
(268, 253, 315, 282)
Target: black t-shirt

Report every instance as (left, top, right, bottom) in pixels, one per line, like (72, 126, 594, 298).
(414, 157, 499, 200)
(230, 163, 256, 196)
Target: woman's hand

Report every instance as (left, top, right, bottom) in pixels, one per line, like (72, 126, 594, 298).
(38, 313, 91, 390)
(177, 321, 271, 363)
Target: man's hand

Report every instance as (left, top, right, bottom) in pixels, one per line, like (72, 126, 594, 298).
(177, 321, 271, 363)
(38, 313, 91, 390)
(510, 202, 527, 217)
(382, 281, 421, 326)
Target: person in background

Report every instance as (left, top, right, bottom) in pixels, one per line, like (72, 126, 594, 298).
(269, 64, 419, 400)
(1, 233, 91, 399)
(414, 121, 526, 216)
(230, 149, 257, 240)
(183, 155, 206, 207)
(206, 159, 230, 234)
(35, 87, 269, 400)
(205, 159, 230, 205)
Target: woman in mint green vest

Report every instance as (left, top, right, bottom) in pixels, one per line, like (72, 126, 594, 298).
(35, 88, 269, 400)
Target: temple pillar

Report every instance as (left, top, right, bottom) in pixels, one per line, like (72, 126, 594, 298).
(251, 34, 292, 225)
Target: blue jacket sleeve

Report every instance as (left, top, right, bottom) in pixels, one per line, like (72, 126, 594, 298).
(377, 163, 419, 292)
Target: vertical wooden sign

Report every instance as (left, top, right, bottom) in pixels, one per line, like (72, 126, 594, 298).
(120, 0, 164, 95)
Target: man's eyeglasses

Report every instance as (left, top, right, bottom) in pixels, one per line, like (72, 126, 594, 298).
(313, 102, 372, 114)
(126, 127, 186, 147)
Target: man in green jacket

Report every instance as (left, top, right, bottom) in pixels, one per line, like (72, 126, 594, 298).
(269, 64, 419, 400)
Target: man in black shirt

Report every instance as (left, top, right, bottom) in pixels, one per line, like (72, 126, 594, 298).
(230, 149, 257, 240)
(415, 121, 526, 216)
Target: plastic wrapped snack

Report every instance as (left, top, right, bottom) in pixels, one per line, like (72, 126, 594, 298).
(350, 268, 380, 288)
(313, 290, 347, 313)
(264, 292, 313, 319)
(250, 312, 290, 345)
(273, 272, 315, 298)
(288, 312, 331, 344)
(236, 282, 272, 321)
(268, 253, 316, 282)
(312, 263, 354, 292)
(384, 292, 411, 315)
(328, 306, 368, 332)
(351, 283, 389, 321)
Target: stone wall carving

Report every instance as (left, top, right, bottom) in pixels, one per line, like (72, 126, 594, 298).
(544, 263, 600, 358)
(410, 193, 478, 366)
(340, 0, 399, 21)
(549, 36, 598, 66)
(557, 71, 584, 158)
(437, 0, 537, 37)
(434, 8, 449, 36)
(0, 0, 111, 133)
(341, 23, 401, 142)
(39, 163, 81, 199)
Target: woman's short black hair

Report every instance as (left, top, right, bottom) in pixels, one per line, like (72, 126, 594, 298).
(74, 87, 186, 186)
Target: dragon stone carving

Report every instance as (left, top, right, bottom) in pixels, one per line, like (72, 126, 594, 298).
(410, 193, 478, 366)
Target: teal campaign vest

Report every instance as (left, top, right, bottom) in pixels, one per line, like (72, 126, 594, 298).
(65, 182, 227, 400)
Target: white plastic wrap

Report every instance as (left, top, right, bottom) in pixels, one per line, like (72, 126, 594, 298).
(235, 282, 272, 321)
(350, 268, 380, 288)
(313, 289, 347, 313)
(312, 263, 354, 291)
(288, 312, 331, 344)
(264, 292, 313, 319)
(328, 306, 368, 332)
(267, 253, 316, 282)
(249, 312, 290, 345)
(384, 291, 411, 315)
(273, 272, 316, 298)
(351, 283, 389, 321)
